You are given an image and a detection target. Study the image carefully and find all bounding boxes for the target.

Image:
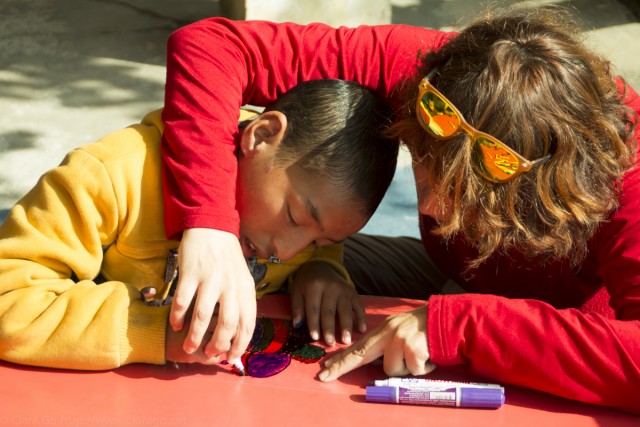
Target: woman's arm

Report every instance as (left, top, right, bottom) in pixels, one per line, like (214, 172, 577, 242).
(161, 17, 452, 238)
(426, 81, 640, 414)
(161, 17, 452, 362)
(428, 292, 640, 413)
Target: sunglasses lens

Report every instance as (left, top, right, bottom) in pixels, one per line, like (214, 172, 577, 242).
(418, 91, 461, 137)
(472, 136, 521, 182)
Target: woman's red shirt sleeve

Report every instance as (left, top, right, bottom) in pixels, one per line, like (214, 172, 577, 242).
(161, 17, 450, 239)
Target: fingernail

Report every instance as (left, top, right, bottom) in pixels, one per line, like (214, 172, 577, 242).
(310, 331, 319, 341)
(183, 344, 196, 354)
(325, 335, 335, 346)
(342, 332, 351, 345)
(318, 370, 329, 382)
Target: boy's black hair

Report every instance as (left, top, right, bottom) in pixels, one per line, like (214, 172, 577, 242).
(264, 79, 398, 217)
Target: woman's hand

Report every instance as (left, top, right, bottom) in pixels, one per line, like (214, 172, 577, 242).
(290, 261, 367, 346)
(170, 228, 256, 363)
(318, 306, 435, 381)
(165, 311, 219, 364)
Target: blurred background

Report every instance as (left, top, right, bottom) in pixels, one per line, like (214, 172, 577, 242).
(1, 0, 639, 236)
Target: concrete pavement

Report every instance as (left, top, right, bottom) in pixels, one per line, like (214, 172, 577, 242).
(1, 0, 639, 236)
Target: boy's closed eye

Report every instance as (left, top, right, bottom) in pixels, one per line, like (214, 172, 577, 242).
(286, 191, 348, 246)
(286, 204, 298, 226)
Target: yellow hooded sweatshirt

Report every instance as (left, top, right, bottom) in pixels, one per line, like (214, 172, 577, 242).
(0, 109, 347, 370)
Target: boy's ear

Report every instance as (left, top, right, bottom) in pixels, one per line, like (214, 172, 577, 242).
(239, 111, 288, 156)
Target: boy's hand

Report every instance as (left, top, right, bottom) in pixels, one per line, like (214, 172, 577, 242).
(170, 228, 256, 363)
(290, 261, 367, 346)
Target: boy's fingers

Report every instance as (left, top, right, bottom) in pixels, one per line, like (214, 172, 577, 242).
(352, 296, 367, 334)
(304, 287, 323, 341)
(320, 293, 338, 346)
(290, 285, 306, 328)
(336, 298, 353, 345)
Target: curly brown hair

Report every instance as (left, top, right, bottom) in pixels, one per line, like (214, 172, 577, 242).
(389, 6, 637, 269)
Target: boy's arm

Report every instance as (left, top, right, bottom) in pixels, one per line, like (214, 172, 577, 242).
(0, 148, 169, 370)
(300, 243, 352, 284)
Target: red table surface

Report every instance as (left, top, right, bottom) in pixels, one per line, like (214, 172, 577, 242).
(1, 295, 638, 427)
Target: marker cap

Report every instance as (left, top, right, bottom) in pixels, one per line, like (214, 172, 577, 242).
(366, 386, 397, 403)
(461, 387, 505, 408)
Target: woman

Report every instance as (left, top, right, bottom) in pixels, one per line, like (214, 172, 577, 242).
(160, 6, 640, 412)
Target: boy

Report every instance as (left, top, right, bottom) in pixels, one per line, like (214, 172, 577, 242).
(0, 80, 398, 370)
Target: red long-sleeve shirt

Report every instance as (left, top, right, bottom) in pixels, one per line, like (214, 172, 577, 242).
(162, 18, 640, 413)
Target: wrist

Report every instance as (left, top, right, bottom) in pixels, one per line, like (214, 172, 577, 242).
(301, 258, 352, 284)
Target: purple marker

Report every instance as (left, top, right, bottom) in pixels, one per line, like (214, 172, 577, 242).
(373, 377, 503, 390)
(366, 385, 505, 409)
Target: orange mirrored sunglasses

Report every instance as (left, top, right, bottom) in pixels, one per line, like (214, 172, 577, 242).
(416, 67, 551, 183)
